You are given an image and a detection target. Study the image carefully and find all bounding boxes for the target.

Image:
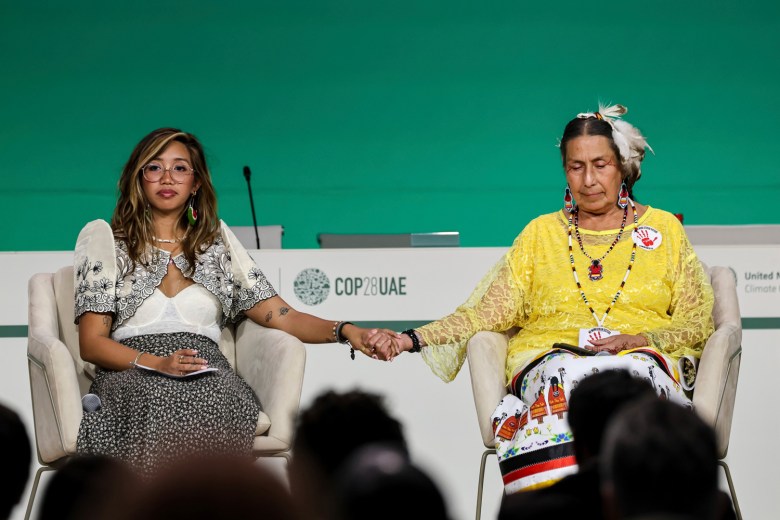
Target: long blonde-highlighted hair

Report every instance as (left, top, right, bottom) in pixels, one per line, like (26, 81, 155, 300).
(112, 128, 219, 272)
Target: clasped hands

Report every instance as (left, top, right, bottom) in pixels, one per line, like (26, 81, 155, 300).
(342, 327, 411, 361)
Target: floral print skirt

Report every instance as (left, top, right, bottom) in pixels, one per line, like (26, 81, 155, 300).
(77, 332, 261, 478)
(492, 349, 689, 493)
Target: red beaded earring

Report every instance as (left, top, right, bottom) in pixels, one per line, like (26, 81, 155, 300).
(564, 186, 576, 213)
(617, 182, 629, 209)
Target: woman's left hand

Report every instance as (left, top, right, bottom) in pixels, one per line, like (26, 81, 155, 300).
(588, 334, 648, 355)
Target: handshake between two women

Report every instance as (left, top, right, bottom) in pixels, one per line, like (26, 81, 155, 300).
(343, 324, 420, 361)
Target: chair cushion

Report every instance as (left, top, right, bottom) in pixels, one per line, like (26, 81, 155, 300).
(54, 267, 97, 381)
(256, 411, 271, 435)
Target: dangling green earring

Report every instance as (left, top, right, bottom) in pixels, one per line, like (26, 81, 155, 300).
(187, 193, 198, 225)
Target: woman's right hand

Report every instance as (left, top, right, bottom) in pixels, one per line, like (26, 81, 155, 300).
(588, 334, 648, 355)
(341, 326, 399, 361)
(367, 330, 413, 361)
(149, 349, 209, 376)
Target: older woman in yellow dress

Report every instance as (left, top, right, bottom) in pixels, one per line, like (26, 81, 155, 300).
(373, 104, 714, 492)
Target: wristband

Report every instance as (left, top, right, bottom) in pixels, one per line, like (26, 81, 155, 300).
(335, 321, 356, 360)
(401, 329, 421, 353)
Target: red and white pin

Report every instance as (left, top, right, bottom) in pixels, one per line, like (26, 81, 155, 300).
(632, 226, 662, 251)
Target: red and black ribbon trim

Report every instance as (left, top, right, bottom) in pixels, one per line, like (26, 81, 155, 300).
(499, 443, 577, 484)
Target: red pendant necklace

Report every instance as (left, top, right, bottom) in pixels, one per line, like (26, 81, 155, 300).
(567, 199, 638, 327)
(573, 205, 630, 281)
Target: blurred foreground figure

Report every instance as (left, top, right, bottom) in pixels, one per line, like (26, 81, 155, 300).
(38, 455, 138, 520)
(601, 398, 722, 520)
(0, 402, 31, 520)
(335, 444, 449, 520)
(290, 390, 408, 520)
(122, 454, 300, 520)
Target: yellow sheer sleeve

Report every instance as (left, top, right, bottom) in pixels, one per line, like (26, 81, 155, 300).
(418, 235, 528, 383)
(642, 232, 714, 360)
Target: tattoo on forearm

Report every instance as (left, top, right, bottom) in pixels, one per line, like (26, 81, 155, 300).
(279, 307, 289, 316)
(102, 315, 112, 328)
(264, 311, 272, 323)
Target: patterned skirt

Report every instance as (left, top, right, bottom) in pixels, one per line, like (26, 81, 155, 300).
(491, 348, 690, 493)
(77, 332, 261, 478)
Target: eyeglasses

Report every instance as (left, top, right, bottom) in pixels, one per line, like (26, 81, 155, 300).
(141, 161, 195, 183)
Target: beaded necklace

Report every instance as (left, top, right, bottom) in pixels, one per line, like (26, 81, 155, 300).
(567, 200, 638, 328)
(573, 204, 628, 281)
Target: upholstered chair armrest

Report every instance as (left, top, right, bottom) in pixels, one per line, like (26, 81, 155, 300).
(28, 273, 83, 464)
(693, 323, 742, 458)
(693, 266, 742, 459)
(467, 332, 509, 448)
(234, 320, 306, 450)
(708, 267, 742, 340)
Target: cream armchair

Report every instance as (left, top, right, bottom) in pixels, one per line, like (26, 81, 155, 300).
(25, 266, 306, 519)
(466, 265, 743, 520)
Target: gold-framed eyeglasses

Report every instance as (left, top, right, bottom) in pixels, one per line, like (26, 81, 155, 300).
(141, 161, 195, 183)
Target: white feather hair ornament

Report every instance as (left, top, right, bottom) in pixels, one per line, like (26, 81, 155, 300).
(576, 103, 653, 177)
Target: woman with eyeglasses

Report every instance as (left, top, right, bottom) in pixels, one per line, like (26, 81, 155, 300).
(73, 128, 396, 476)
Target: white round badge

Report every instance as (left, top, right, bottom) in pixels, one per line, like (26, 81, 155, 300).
(632, 226, 662, 251)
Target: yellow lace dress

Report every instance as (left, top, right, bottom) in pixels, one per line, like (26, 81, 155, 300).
(418, 207, 714, 385)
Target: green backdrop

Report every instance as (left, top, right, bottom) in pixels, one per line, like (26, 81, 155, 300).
(2, 1, 778, 250)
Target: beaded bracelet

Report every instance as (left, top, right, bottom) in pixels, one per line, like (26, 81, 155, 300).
(335, 321, 356, 360)
(401, 329, 421, 353)
(331, 321, 339, 342)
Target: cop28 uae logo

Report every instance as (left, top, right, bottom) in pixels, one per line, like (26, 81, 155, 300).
(293, 268, 331, 306)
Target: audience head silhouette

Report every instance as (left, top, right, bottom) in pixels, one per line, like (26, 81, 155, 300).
(123, 454, 300, 520)
(601, 398, 719, 519)
(568, 369, 655, 463)
(335, 444, 449, 520)
(290, 390, 407, 519)
(38, 455, 138, 520)
(0, 403, 31, 520)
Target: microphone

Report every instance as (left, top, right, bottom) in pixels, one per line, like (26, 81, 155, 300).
(243, 166, 261, 249)
(82, 393, 102, 412)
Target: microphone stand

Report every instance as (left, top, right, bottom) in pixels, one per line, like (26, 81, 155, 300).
(243, 166, 261, 249)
